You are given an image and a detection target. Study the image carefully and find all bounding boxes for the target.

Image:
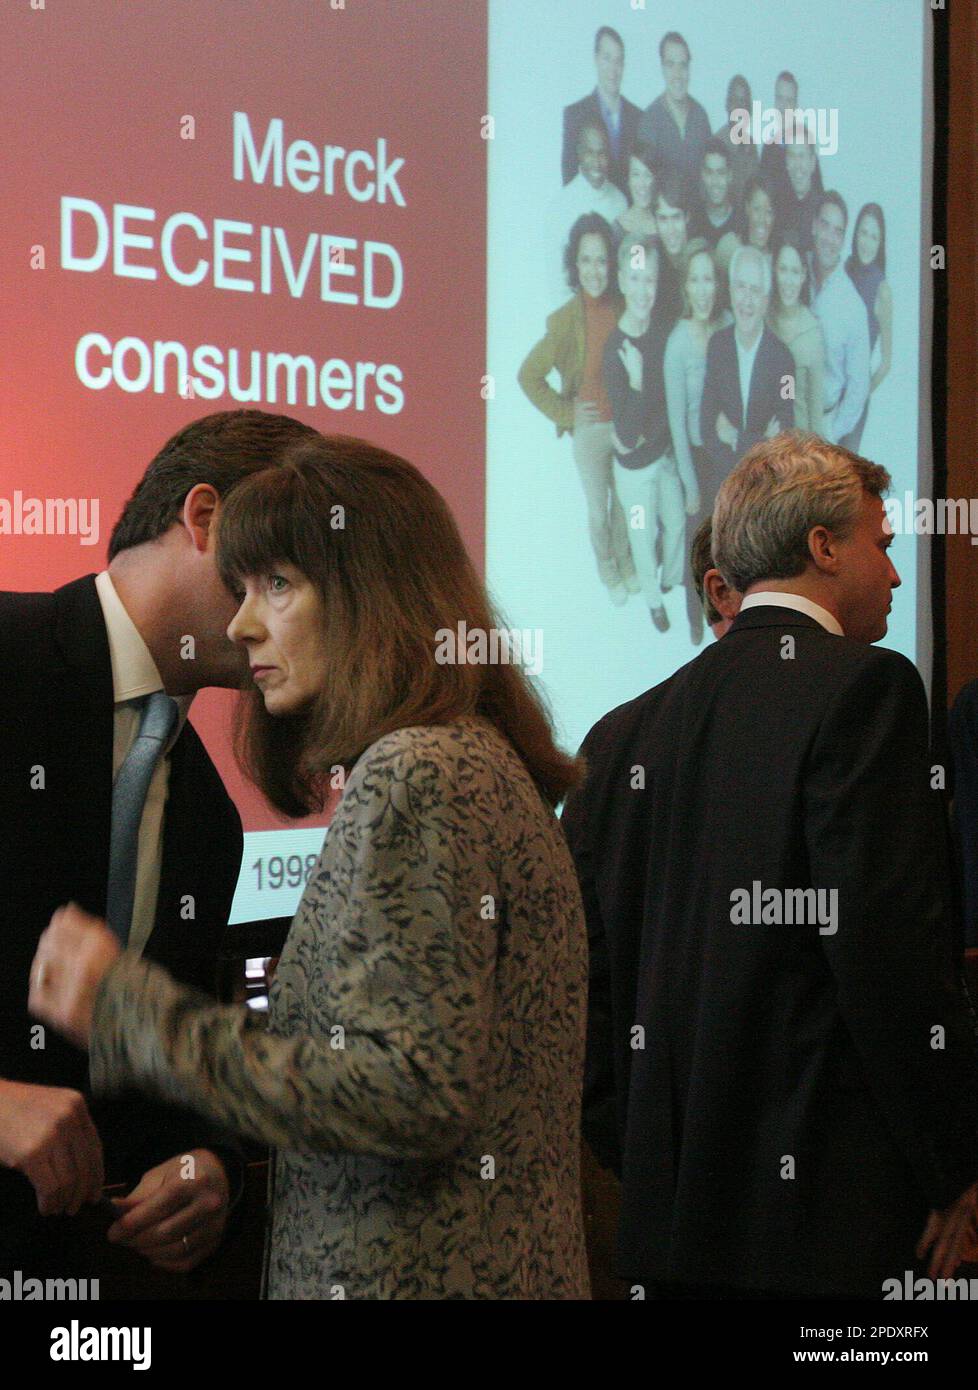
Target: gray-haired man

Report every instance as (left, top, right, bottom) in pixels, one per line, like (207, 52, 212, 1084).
(564, 431, 978, 1297)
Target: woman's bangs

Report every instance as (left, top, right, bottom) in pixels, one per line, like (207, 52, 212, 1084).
(217, 470, 309, 585)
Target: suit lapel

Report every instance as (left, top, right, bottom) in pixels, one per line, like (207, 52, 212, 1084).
(745, 328, 771, 436)
(51, 576, 114, 909)
(727, 330, 744, 435)
(144, 722, 198, 960)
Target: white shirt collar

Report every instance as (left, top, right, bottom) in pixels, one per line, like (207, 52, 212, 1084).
(735, 330, 762, 425)
(740, 590, 844, 636)
(735, 327, 763, 359)
(596, 87, 621, 120)
(810, 253, 844, 296)
(573, 171, 614, 201)
(95, 571, 193, 727)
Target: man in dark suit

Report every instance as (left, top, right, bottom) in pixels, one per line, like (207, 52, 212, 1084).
(948, 680, 978, 949)
(562, 26, 641, 197)
(700, 244, 795, 508)
(636, 31, 711, 190)
(0, 408, 319, 1292)
(563, 432, 978, 1297)
(759, 70, 799, 209)
(777, 131, 823, 259)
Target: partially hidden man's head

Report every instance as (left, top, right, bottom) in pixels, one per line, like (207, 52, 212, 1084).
(774, 69, 798, 113)
(726, 73, 751, 117)
(712, 432, 898, 645)
(108, 409, 321, 687)
(690, 516, 742, 639)
(786, 131, 817, 199)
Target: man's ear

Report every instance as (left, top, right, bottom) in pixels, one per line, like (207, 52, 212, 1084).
(181, 484, 220, 555)
(808, 524, 839, 574)
(704, 567, 740, 621)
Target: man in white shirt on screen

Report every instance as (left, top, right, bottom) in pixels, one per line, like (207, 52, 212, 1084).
(809, 191, 871, 446)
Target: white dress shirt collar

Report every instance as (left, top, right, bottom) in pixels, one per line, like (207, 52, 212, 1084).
(95, 571, 192, 733)
(810, 253, 844, 298)
(740, 590, 844, 636)
(734, 328, 762, 428)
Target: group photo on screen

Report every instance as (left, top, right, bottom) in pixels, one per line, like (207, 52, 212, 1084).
(488, 0, 919, 752)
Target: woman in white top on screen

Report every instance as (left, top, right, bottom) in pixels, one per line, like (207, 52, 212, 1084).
(663, 239, 731, 642)
(843, 202, 893, 453)
(768, 233, 826, 435)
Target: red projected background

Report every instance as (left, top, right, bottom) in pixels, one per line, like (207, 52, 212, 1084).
(2, 0, 487, 833)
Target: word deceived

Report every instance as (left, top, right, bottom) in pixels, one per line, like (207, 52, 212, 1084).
(58, 111, 408, 412)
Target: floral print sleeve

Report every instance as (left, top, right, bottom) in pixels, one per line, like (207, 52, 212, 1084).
(90, 729, 501, 1161)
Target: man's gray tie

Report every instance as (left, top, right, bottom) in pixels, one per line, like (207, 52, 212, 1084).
(106, 691, 178, 946)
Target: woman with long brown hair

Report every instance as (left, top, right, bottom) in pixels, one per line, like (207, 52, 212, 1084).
(29, 436, 590, 1301)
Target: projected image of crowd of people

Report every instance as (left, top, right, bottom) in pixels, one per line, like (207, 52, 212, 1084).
(518, 25, 892, 646)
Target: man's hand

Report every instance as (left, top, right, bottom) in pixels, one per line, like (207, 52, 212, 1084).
(107, 1149, 230, 1273)
(917, 1182, 978, 1280)
(0, 1079, 105, 1215)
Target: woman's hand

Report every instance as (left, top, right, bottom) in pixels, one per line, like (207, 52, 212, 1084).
(618, 339, 643, 392)
(29, 904, 122, 1050)
(716, 411, 738, 448)
(573, 398, 600, 429)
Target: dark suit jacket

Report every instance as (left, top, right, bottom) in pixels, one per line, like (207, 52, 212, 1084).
(949, 678, 978, 948)
(562, 91, 642, 195)
(0, 575, 244, 1259)
(699, 323, 795, 506)
(776, 183, 821, 258)
(563, 606, 978, 1297)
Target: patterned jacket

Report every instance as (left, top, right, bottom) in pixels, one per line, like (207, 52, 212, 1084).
(90, 716, 591, 1300)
